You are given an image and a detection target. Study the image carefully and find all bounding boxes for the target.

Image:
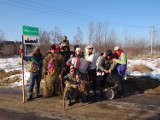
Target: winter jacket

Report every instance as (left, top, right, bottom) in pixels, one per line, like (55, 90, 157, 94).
(85, 52, 100, 70)
(97, 56, 116, 72)
(115, 51, 127, 77)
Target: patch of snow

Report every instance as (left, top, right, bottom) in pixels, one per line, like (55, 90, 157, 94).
(0, 56, 160, 88)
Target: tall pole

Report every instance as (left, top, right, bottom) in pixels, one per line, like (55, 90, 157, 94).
(22, 35, 25, 103)
(150, 26, 156, 56)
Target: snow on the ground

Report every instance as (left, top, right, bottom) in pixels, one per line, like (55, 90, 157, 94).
(0, 56, 30, 87)
(0, 57, 22, 72)
(0, 56, 160, 87)
(127, 58, 160, 79)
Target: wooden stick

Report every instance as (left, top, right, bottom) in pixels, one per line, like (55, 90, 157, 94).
(63, 88, 66, 111)
(21, 35, 25, 103)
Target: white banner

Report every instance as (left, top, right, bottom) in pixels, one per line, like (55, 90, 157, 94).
(23, 35, 39, 44)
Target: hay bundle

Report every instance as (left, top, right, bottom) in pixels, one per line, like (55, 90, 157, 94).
(144, 85, 160, 95)
(131, 64, 153, 73)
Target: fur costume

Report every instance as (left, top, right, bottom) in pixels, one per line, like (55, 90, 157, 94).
(42, 52, 65, 97)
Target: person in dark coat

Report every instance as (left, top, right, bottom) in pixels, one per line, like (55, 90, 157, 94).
(20, 46, 43, 101)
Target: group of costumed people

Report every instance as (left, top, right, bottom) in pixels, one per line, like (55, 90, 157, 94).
(20, 36, 127, 107)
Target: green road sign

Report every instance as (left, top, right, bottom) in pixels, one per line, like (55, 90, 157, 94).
(23, 26, 39, 36)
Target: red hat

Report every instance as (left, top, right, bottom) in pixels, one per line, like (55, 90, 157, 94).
(50, 44, 56, 50)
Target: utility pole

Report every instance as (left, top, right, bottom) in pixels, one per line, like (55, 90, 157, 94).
(150, 26, 156, 56)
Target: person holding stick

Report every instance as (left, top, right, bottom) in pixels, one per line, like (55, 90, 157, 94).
(20, 46, 43, 101)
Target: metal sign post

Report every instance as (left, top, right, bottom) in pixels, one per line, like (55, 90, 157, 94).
(22, 25, 39, 102)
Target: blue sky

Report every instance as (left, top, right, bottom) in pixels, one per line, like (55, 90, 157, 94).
(0, 0, 160, 44)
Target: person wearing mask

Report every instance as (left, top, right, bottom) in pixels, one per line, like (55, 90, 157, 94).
(42, 44, 65, 97)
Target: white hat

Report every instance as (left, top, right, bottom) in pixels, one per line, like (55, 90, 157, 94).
(114, 46, 119, 51)
(87, 44, 93, 49)
(75, 47, 81, 52)
(70, 66, 76, 72)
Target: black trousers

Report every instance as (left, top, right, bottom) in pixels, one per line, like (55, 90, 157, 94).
(88, 69, 97, 91)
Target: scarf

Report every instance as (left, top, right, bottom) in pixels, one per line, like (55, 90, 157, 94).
(114, 49, 122, 59)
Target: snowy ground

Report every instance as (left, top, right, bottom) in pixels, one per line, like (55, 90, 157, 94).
(127, 58, 160, 79)
(0, 56, 160, 87)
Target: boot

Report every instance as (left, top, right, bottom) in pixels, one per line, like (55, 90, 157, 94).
(93, 90, 97, 96)
(99, 87, 104, 97)
(66, 100, 71, 106)
(99, 90, 104, 98)
(27, 94, 32, 101)
(86, 91, 90, 97)
(78, 94, 86, 103)
(36, 92, 40, 98)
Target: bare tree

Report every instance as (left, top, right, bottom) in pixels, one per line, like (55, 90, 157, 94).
(135, 38, 147, 55)
(39, 30, 51, 44)
(154, 32, 160, 52)
(3, 44, 15, 56)
(124, 34, 147, 58)
(88, 22, 110, 52)
(39, 30, 51, 54)
(155, 43, 160, 52)
(88, 22, 95, 44)
(93, 22, 104, 48)
(50, 26, 62, 44)
(106, 28, 118, 49)
(73, 27, 83, 44)
(0, 29, 6, 55)
(104, 24, 108, 45)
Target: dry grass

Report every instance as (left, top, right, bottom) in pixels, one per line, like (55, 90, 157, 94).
(153, 54, 160, 58)
(155, 61, 160, 68)
(0, 70, 21, 79)
(0, 70, 21, 86)
(144, 85, 160, 95)
(1, 76, 20, 85)
(131, 64, 153, 73)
